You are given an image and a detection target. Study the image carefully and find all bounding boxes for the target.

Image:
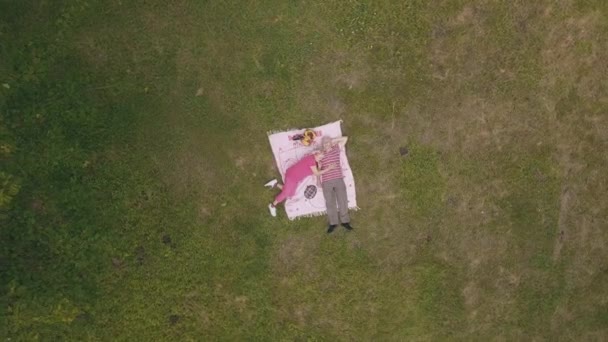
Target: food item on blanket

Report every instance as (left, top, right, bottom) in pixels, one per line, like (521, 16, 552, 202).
(302, 129, 316, 146)
(292, 129, 316, 146)
(304, 185, 317, 199)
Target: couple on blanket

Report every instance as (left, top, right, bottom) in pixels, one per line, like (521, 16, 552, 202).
(265, 136, 353, 234)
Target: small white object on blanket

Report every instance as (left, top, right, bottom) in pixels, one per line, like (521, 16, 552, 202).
(267, 120, 358, 220)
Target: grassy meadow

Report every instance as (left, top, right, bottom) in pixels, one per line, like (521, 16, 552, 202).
(1, 0, 607, 340)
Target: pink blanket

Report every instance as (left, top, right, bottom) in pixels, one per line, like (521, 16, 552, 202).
(267, 120, 358, 220)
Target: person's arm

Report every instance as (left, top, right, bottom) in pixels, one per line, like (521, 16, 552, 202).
(311, 163, 336, 176)
(332, 136, 348, 146)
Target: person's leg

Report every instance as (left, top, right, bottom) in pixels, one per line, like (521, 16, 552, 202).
(322, 181, 339, 226)
(269, 182, 291, 217)
(273, 180, 295, 205)
(335, 179, 351, 226)
(271, 184, 284, 207)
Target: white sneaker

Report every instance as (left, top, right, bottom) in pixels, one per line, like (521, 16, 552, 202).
(264, 179, 278, 188)
(268, 203, 277, 217)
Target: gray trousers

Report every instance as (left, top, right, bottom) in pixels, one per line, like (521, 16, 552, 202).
(322, 178, 350, 225)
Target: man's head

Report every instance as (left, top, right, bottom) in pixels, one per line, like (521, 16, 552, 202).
(321, 136, 333, 151)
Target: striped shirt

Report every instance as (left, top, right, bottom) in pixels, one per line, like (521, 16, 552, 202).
(321, 145, 343, 183)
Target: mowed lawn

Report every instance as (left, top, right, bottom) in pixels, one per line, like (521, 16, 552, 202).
(1, 0, 607, 340)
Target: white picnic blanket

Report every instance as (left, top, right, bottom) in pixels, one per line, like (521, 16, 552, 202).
(267, 120, 358, 220)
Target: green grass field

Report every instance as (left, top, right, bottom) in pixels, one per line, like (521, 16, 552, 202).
(2, 0, 608, 340)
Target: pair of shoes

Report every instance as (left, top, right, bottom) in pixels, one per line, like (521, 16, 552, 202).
(266, 180, 278, 217)
(327, 224, 337, 234)
(268, 203, 277, 217)
(264, 179, 279, 217)
(342, 222, 353, 231)
(264, 179, 278, 188)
